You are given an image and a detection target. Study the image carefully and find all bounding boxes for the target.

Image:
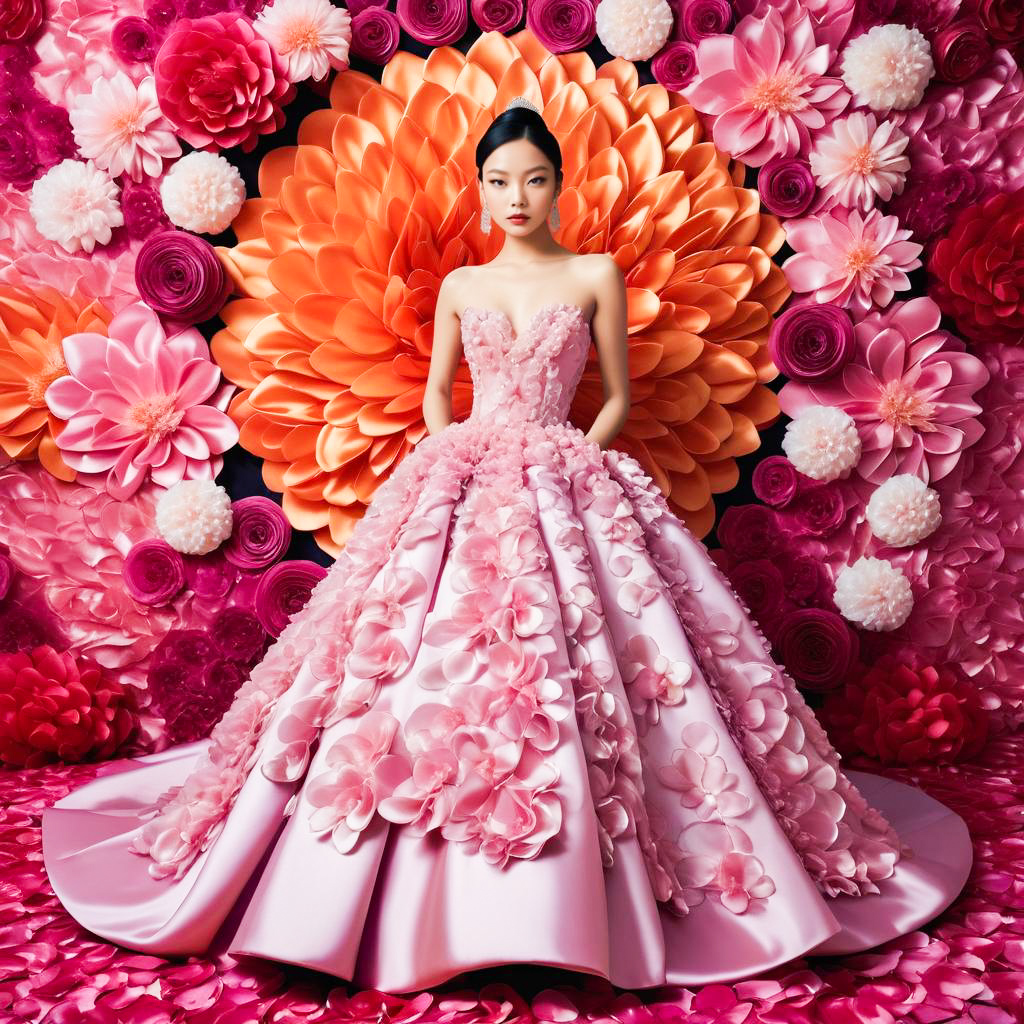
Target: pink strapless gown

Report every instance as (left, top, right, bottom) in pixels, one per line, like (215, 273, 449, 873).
(42, 303, 972, 992)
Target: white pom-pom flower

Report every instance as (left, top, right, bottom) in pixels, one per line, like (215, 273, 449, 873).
(595, 0, 674, 61)
(160, 151, 246, 235)
(29, 159, 124, 254)
(781, 404, 862, 481)
(834, 556, 913, 631)
(841, 24, 934, 113)
(156, 479, 234, 555)
(866, 474, 941, 546)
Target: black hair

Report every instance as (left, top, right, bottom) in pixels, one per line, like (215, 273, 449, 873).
(475, 106, 563, 184)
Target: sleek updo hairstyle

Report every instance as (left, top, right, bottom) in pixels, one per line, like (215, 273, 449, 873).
(475, 106, 564, 185)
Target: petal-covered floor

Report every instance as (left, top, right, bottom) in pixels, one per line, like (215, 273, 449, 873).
(2, 737, 1022, 1024)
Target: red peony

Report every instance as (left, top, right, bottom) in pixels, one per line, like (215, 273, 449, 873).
(0, 0, 43, 42)
(153, 11, 294, 152)
(822, 653, 989, 765)
(928, 187, 1024, 346)
(0, 645, 140, 767)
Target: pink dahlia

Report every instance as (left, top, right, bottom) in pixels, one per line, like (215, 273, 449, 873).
(154, 10, 294, 152)
(782, 206, 923, 315)
(777, 296, 989, 485)
(682, 3, 849, 166)
(43, 302, 238, 499)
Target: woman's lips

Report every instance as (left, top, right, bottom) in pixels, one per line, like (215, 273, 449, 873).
(507, 214, 528, 222)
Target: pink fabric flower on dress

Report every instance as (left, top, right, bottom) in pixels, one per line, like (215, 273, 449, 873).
(782, 206, 923, 315)
(778, 296, 989, 485)
(657, 721, 752, 820)
(43, 302, 238, 500)
(305, 710, 402, 853)
(682, 3, 849, 166)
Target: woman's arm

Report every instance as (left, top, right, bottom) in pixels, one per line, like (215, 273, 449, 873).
(422, 270, 465, 435)
(584, 254, 630, 450)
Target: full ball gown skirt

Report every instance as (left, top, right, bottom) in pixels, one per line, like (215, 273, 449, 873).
(42, 303, 973, 992)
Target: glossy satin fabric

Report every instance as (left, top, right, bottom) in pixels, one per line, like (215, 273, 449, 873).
(42, 303, 973, 992)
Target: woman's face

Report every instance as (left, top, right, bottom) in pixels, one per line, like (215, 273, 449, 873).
(479, 137, 559, 236)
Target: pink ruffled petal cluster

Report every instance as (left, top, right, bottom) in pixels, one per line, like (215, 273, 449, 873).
(43, 302, 238, 500)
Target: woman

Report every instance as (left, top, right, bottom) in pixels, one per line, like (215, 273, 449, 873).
(42, 99, 973, 993)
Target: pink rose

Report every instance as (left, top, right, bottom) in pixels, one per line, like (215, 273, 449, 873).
(123, 539, 186, 606)
(154, 11, 294, 152)
(471, 0, 524, 32)
(254, 559, 328, 637)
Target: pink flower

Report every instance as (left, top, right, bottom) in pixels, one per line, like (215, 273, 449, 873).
(154, 11, 294, 152)
(657, 721, 752, 820)
(782, 206, 923, 315)
(305, 710, 401, 853)
(683, 3, 849, 166)
(714, 850, 776, 913)
(778, 296, 989, 485)
(809, 111, 910, 210)
(43, 302, 238, 499)
(253, 0, 352, 83)
(376, 747, 461, 833)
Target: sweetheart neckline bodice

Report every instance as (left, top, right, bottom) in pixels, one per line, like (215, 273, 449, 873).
(460, 302, 589, 341)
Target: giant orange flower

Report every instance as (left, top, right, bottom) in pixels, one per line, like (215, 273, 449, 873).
(0, 283, 113, 481)
(213, 30, 790, 556)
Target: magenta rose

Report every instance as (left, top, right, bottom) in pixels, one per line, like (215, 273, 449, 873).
(778, 552, 826, 603)
(224, 496, 292, 570)
(203, 657, 247, 697)
(112, 16, 159, 63)
(396, 0, 468, 44)
(120, 182, 170, 240)
(0, 0, 43, 42)
(153, 628, 217, 666)
(775, 607, 859, 693)
(211, 606, 269, 664)
(154, 11, 293, 152)
(650, 41, 697, 92)
(348, 0, 388, 12)
(975, 0, 1024, 41)
(135, 230, 231, 325)
(758, 158, 816, 218)
(471, 0, 524, 32)
(123, 539, 186, 606)
(933, 19, 991, 83)
(789, 482, 846, 537)
(729, 559, 786, 626)
(769, 302, 856, 381)
(716, 504, 785, 560)
(673, 0, 732, 41)
(254, 560, 328, 637)
(183, 551, 239, 602)
(751, 455, 799, 507)
(350, 7, 401, 63)
(526, 0, 596, 54)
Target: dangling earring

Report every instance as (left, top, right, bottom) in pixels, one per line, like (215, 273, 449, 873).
(480, 205, 491, 233)
(549, 190, 560, 230)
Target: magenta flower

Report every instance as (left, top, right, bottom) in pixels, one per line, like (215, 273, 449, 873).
(782, 206, 923, 315)
(44, 302, 238, 499)
(683, 3, 849, 166)
(778, 296, 990, 485)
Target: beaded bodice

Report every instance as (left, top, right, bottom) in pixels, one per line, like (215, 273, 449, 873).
(461, 302, 592, 427)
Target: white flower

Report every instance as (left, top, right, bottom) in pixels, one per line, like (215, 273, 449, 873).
(809, 111, 910, 210)
(840, 24, 934, 113)
(866, 474, 940, 546)
(160, 152, 246, 235)
(781, 404, 862, 481)
(156, 479, 235, 555)
(254, 0, 352, 83)
(29, 159, 124, 255)
(834, 556, 913, 631)
(595, 0, 674, 61)
(68, 72, 181, 182)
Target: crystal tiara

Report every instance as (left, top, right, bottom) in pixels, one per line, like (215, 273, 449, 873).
(504, 96, 541, 115)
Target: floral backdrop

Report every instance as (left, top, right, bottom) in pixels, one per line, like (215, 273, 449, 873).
(1, 0, 1024, 1021)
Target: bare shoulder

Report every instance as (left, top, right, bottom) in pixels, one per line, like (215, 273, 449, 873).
(436, 267, 473, 314)
(575, 252, 622, 284)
